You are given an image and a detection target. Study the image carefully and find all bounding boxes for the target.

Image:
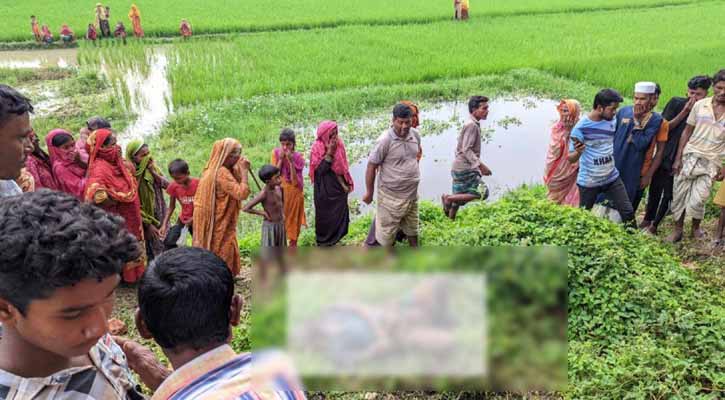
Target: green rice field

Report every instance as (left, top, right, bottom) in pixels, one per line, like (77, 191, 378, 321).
(2, 0, 724, 397)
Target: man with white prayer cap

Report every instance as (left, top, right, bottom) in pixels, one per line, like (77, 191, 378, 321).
(596, 81, 664, 217)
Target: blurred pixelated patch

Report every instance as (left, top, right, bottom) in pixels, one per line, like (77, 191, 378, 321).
(250, 247, 567, 392)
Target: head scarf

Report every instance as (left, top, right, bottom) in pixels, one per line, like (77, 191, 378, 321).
(41, 25, 52, 38)
(400, 100, 420, 128)
(84, 128, 137, 203)
(129, 4, 141, 18)
(126, 140, 161, 226)
(47, 129, 86, 199)
(544, 99, 581, 184)
(61, 25, 73, 35)
(309, 121, 354, 191)
(193, 138, 242, 249)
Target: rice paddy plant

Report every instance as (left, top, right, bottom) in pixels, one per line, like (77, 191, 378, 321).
(163, 1, 725, 106)
(1, 0, 701, 42)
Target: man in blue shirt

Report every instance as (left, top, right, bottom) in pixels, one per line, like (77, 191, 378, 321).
(568, 88, 635, 227)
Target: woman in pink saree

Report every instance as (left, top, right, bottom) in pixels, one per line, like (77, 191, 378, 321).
(46, 129, 87, 199)
(544, 99, 581, 206)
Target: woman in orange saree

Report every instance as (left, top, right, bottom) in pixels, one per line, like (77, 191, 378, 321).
(128, 4, 144, 38)
(544, 99, 581, 207)
(84, 128, 146, 283)
(193, 138, 251, 276)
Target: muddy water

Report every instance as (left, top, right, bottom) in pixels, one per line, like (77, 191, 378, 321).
(0, 48, 78, 69)
(112, 50, 173, 147)
(345, 98, 559, 208)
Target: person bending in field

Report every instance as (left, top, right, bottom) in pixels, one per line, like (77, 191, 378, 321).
(87, 23, 98, 43)
(568, 88, 636, 227)
(31, 16, 41, 42)
(271, 128, 306, 248)
(243, 165, 287, 281)
(60, 24, 75, 45)
(40, 25, 53, 45)
(162, 159, 199, 250)
(114, 21, 128, 45)
(0, 190, 146, 399)
(668, 69, 725, 243)
(442, 96, 492, 220)
(180, 19, 192, 39)
(115, 247, 306, 399)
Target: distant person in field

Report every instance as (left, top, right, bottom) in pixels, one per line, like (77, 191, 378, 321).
(363, 103, 422, 246)
(243, 165, 287, 281)
(116, 247, 306, 400)
(595, 82, 663, 217)
(642, 75, 711, 235)
(128, 4, 144, 38)
(114, 21, 128, 45)
(668, 69, 725, 243)
(0, 85, 34, 198)
(162, 159, 199, 250)
(95, 3, 111, 38)
(40, 25, 53, 45)
(47, 129, 87, 199)
(193, 138, 251, 276)
(460, 0, 470, 20)
(25, 130, 60, 191)
(454, 0, 461, 19)
(545, 99, 582, 206)
(441, 96, 492, 220)
(126, 140, 169, 262)
(31, 16, 41, 42)
(0, 190, 146, 400)
(310, 120, 353, 246)
(568, 88, 635, 227)
(271, 128, 306, 248)
(87, 23, 98, 43)
(60, 24, 75, 45)
(85, 128, 147, 283)
(365, 100, 422, 246)
(180, 19, 192, 39)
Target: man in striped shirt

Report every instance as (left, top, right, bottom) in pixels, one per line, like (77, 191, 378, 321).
(119, 247, 305, 400)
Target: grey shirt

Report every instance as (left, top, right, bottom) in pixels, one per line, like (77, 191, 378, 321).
(452, 117, 483, 172)
(0, 180, 21, 198)
(368, 127, 421, 200)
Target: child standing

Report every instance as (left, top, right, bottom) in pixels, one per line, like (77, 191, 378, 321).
(31, 16, 41, 42)
(271, 128, 306, 248)
(162, 159, 199, 250)
(243, 165, 286, 281)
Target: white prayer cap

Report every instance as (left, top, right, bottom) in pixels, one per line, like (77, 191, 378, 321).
(634, 82, 657, 94)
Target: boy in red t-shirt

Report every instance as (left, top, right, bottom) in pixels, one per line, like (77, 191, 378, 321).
(162, 159, 199, 250)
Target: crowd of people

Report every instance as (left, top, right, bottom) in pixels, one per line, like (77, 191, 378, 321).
(30, 3, 194, 46)
(0, 65, 723, 397)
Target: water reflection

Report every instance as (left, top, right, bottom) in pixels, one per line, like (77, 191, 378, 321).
(0, 48, 78, 69)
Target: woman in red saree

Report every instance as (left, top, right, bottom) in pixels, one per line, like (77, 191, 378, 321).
(26, 130, 59, 190)
(46, 129, 87, 199)
(544, 99, 581, 207)
(128, 4, 144, 38)
(84, 128, 146, 283)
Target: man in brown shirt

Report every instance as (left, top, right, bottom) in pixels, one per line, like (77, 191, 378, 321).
(363, 103, 421, 247)
(442, 96, 493, 220)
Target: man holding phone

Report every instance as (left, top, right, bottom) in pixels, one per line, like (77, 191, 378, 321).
(568, 88, 635, 227)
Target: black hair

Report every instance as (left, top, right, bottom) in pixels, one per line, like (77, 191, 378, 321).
(31, 15, 36, 18)
(86, 116, 111, 131)
(51, 132, 74, 147)
(713, 69, 725, 85)
(259, 164, 280, 183)
(168, 159, 190, 176)
(593, 88, 623, 109)
(138, 247, 234, 351)
(0, 84, 34, 128)
(393, 103, 413, 119)
(687, 75, 711, 91)
(653, 83, 661, 97)
(0, 190, 140, 315)
(468, 95, 489, 113)
(279, 128, 296, 144)
(102, 133, 114, 146)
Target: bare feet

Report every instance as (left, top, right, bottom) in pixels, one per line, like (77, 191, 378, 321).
(692, 228, 706, 240)
(666, 230, 683, 243)
(645, 225, 657, 235)
(639, 220, 652, 229)
(441, 195, 451, 216)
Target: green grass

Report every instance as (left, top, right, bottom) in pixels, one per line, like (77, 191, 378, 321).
(1, 0, 703, 43)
